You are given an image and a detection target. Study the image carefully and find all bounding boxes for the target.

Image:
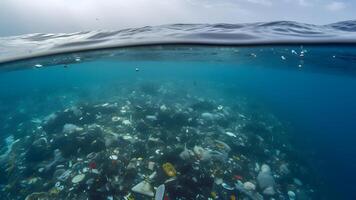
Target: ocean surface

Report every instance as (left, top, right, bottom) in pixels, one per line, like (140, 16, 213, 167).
(0, 21, 356, 200)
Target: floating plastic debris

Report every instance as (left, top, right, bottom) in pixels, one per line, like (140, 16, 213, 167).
(222, 183, 234, 191)
(131, 180, 154, 197)
(179, 144, 193, 160)
(214, 177, 223, 185)
(58, 185, 64, 191)
(155, 184, 165, 200)
(57, 170, 72, 181)
(243, 182, 256, 191)
(25, 192, 49, 200)
(162, 162, 177, 177)
(146, 115, 157, 121)
(225, 131, 237, 137)
(109, 155, 118, 160)
(160, 105, 167, 111)
(235, 183, 260, 200)
(215, 140, 231, 152)
(71, 174, 85, 184)
(62, 124, 83, 134)
(288, 190, 296, 200)
(112, 116, 120, 122)
(148, 161, 155, 170)
(293, 178, 303, 186)
(122, 119, 132, 125)
(257, 164, 275, 196)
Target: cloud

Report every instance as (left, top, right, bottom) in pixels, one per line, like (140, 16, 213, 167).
(245, 0, 272, 6)
(0, 0, 253, 35)
(0, 0, 355, 36)
(296, 0, 311, 6)
(325, 1, 346, 11)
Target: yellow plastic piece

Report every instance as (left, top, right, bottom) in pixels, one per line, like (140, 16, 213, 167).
(49, 187, 60, 195)
(233, 155, 240, 161)
(230, 195, 236, 200)
(162, 162, 177, 177)
(211, 191, 217, 199)
(216, 143, 226, 150)
(128, 195, 135, 200)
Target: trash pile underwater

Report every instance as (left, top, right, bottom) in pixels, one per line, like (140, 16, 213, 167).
(0, 73, 317, 200)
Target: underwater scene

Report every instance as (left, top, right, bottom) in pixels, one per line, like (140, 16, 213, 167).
(0, 44, 355, 200)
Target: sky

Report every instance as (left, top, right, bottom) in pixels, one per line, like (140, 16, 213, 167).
(0, 0, 355, 36)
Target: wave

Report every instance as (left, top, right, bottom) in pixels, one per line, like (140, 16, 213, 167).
(1, 20, 356, 63)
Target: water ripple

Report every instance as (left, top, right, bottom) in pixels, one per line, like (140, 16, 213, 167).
(1, 20, 356, 63)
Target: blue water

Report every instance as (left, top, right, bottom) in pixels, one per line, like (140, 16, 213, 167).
(1, 21, 356, 199)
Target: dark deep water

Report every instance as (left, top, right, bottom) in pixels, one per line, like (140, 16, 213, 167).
(0, 45, 356, 200)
